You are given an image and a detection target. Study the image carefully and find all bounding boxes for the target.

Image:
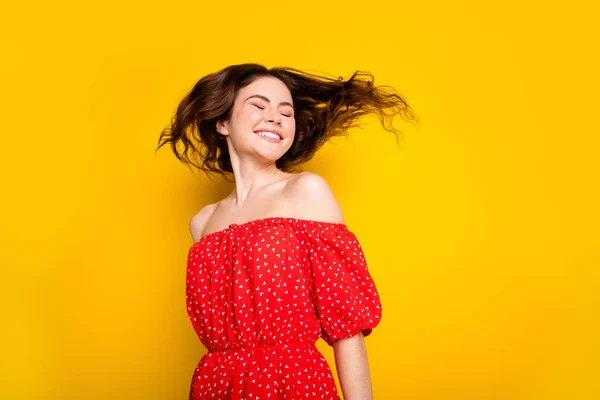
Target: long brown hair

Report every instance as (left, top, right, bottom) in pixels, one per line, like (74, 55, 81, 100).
(156, 64, 419, 178)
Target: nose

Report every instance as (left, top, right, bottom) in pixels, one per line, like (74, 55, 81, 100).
(264, 109, 282, 125)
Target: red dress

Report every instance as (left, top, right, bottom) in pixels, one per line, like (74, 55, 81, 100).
(186, 217, 382, 399)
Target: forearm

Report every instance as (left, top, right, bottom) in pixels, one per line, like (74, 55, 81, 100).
(332, 332, 373, 400)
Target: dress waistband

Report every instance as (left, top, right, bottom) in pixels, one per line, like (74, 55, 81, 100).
(208, 340, 315, 353)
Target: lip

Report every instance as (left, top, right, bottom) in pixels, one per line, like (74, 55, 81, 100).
(254, 131, 282, 143)
(253, 129, 282, 139)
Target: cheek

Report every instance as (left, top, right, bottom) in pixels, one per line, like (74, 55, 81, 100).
(232, 109, 261, 130)
(247, 110, 264, 123)
(284, 118, 296, 132)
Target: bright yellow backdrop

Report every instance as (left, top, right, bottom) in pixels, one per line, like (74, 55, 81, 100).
(1, 1, 598, 399)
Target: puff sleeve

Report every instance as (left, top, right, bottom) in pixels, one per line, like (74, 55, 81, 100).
(305, 222, 383, 346)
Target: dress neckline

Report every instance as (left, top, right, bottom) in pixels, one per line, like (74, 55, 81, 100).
(192, 216, 348, 246)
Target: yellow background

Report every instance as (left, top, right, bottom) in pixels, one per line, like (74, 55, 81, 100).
(1, 1, 598, 399)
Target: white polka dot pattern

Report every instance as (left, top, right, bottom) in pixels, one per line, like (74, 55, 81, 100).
(185, 217, 382, 399)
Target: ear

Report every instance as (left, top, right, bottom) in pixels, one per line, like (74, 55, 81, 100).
(216, 119, 229, 136)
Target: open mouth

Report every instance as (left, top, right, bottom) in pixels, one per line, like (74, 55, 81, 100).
(254, 130, 282, 141)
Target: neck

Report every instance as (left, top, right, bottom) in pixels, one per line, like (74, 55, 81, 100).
(228, 155, 286, 207)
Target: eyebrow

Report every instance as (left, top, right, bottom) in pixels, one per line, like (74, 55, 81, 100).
(244, 94, 294, 109)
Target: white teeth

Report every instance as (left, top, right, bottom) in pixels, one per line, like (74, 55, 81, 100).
(256, 131, 281, 140)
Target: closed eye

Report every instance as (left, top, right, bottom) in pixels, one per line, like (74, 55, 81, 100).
(251, 102, 292, 117)
(281, 107, 294, 118)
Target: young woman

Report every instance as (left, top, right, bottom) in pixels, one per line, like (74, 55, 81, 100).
(157, 63, 417, 400)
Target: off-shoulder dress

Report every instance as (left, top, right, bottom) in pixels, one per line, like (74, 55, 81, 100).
(186, 217, 382, 399)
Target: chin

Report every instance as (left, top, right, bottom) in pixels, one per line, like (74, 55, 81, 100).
(252, 147, 287, 162)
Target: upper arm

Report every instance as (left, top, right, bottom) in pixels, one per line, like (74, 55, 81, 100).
(290, 172, 345, 224)
(189, 203, 217, 243)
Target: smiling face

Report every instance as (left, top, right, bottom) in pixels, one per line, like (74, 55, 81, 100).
(216, 75, 296, 165)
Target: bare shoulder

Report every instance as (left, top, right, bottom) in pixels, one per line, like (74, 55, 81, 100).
(288, 171, 345, 224)
(189, 203, 217, 242)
